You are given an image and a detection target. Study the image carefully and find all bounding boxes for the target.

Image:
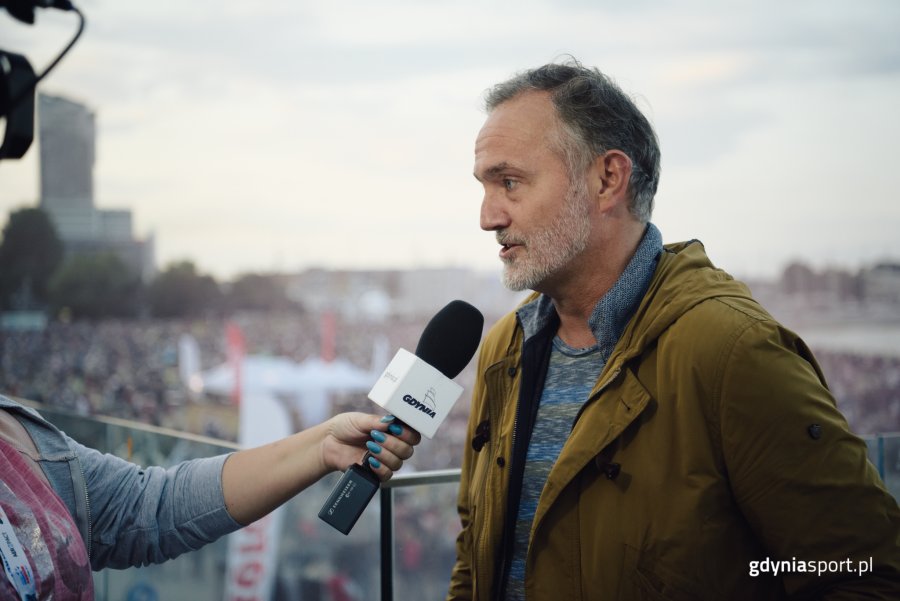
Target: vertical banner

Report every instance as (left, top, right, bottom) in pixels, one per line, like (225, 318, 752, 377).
(320, 310, 336, 363)
(177, 333, 202, 398)
(225, 321, 245, 406)
(223, 322, 292, 601)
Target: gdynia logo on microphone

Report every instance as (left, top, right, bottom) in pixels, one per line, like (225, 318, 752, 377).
(402, 386, 437, 418)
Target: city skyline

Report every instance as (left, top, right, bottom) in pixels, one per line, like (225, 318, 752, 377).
(1, 0, 899, 280)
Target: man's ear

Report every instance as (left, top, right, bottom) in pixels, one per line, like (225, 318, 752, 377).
(590, 150, 633, 211)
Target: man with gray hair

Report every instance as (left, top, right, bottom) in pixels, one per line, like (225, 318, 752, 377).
(448, 58, 899, 600)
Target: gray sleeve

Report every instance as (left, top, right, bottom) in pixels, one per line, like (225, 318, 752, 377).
(67, 434, 244, 570)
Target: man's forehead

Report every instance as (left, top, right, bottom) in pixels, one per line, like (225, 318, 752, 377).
(473, 94, 562, 178)
(476, 94, 558, 152)
(477, 92, 555, 138)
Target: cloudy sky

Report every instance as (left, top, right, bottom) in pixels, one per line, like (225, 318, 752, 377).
(1, 0, 898, 280)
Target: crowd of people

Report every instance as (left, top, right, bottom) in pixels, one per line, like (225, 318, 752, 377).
(0, 309, 897, 472)
(816, 350, 900, 435)
(0, 319, 220, 425)
(0, 312, 485, 472)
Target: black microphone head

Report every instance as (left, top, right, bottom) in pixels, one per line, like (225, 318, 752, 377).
(415, 300, 484, 379)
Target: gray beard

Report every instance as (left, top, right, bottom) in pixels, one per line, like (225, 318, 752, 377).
(500, 179, 592, 292)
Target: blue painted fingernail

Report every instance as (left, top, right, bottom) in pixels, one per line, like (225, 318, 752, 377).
(370, 429, 386, 443)
(368, 456, 381, 469)
(380, 415, 396, 423)
(366, 441, 382, 454)
(388, 423, 403, 436)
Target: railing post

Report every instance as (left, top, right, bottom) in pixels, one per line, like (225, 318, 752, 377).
(379, 469, 461, 600)
(380, 486, 394, 601)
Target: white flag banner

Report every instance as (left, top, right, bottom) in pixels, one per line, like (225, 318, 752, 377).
(223, 392, 292, 601)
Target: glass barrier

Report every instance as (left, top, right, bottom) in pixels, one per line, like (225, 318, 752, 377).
(23, 406, 900, 601)
(379, 470, 462, 601)
(34, 407, 240, 601)
(865, 433, 900, 501)
(36, 406, 390, 601)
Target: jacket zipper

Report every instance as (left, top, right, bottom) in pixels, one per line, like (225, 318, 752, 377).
(77, 457, 92, 560)
(496, 329, 553, 600)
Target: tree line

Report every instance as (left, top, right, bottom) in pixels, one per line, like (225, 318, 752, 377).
(0, 208, 300, 319)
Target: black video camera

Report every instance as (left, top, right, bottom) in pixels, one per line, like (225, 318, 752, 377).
(1, 0, 82, 160)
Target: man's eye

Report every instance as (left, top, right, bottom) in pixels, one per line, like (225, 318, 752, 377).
(503, 179, 517, 191)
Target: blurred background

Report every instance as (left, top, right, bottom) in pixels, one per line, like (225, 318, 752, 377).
(1, 1, 898, 599)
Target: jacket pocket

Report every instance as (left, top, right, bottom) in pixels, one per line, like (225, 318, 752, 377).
(620, 544, 704, 601)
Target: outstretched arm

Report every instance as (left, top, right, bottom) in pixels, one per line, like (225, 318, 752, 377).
(222, 412, 420, 525)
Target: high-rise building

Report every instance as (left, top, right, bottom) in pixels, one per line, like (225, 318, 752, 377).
(38, 94, 95, 212)
(36, 93, 155, 280)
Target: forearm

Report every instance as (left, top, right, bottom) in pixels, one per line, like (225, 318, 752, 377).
(221, 421, 332, 525)
(220, 412, 418, 525)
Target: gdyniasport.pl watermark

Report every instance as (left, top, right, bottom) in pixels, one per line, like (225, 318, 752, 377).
(749, 557, 873, 577)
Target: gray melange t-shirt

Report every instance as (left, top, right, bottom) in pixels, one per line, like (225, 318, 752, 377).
(505, 339, 604, 600)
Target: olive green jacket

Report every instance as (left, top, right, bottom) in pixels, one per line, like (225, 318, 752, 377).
(448, 241, 900, 600)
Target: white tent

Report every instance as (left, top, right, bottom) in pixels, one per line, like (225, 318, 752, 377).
(201, 355, 375, 395)
(199, 354, 377, 426)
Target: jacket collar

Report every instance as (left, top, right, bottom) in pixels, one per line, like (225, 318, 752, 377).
(500, 233, 757, 370)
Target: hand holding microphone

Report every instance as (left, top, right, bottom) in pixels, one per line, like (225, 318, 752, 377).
(318, 300, 484, 534)
(319, 412, 419, 476)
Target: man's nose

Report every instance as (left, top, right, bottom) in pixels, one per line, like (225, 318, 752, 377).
(480, 190, 510, 232)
